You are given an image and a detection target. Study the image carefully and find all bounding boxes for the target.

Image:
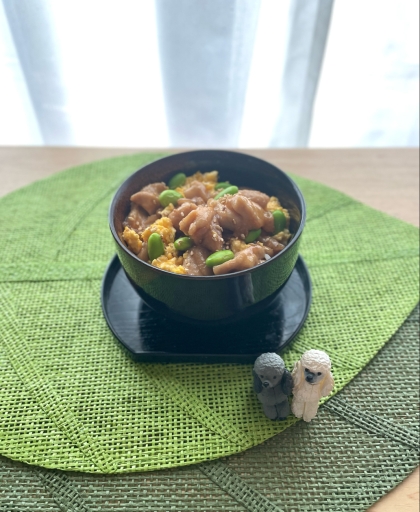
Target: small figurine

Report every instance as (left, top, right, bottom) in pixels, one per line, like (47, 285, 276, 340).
(253, 353, 293, 420)
(291, 349, 334, 422)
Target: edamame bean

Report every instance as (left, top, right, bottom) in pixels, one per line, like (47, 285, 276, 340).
(159, 189, 183, 207)
(214, 181, 231, 190)
(205, 250, 235, 267)
(174, 237, 192, 251)
(245, 228, 261, 243)
(168, 172, 186, 189)
(214, 185, 239, 200)
(148, 233, 165, 260)
(272, 210, 287, 234)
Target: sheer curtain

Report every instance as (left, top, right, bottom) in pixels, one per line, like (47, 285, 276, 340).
(0, 0, 418, 148)
(310, 0, 419, 147)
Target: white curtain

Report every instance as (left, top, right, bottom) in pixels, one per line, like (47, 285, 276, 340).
(0, 0, 418, 148)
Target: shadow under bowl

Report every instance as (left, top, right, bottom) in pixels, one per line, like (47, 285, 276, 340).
(109, 150, 306, 324)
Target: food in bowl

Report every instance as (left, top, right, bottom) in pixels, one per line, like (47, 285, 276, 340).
(121, 170, 292, 276)
(110, 150, 305, 322)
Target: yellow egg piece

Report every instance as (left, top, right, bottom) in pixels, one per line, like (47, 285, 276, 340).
(141, 217, 175, 245)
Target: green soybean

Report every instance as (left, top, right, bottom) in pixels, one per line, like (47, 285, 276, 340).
(272, 210, 287, 234)
(214, 185, 239, 200)
(159, 189, 183, 207)
(214, 181, 231, 190)
(245, 228, 261, 243)
(168, 172, 186, 189)
(205, 250, 235, 267)
(174, 237, 192, 251)
(148, 233, 165, 261)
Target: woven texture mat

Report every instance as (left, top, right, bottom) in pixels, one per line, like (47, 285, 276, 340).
(0, 153, 418, 475)
(1, 306, 418, 511)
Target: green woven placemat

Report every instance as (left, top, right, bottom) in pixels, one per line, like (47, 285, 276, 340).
(1, 306, 418, 512)
(0, 153, 418, 474)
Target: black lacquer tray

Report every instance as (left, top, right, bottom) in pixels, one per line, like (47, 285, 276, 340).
(101, 255, 312, 363)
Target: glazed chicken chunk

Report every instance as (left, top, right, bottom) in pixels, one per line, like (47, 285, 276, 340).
(213, 245, 266, 275)
(183, 246, 213, 276)
(183, 180, 211, 203)
(124, 204, 158, 232)
(179, 205, 224, 252)
(168, 201, 197, 230)
(214, 194, 274, 236)
(237, 189, 270, 208)
(130, 182, 167, 215)
(258, 235, 285, 256)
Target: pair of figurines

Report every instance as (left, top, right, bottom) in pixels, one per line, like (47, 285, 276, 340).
(253, 350, 334, 422)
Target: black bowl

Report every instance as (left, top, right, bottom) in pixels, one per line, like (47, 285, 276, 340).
(109, 150, 306, 324)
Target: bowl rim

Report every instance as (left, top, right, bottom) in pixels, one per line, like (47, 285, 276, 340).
(109, 149, 306, 281)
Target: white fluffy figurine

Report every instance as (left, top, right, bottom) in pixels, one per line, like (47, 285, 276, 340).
(291, 350, 334, 422)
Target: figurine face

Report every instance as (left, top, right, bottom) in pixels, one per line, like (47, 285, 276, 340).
(258, 368, 284, 389)
(304, 367, 324, 385)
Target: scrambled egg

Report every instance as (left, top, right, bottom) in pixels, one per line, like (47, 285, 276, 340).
(163, 242, 177, 259)
(274, 229, 292, 244)
(185, 170, 218, 185)
(230, 239, 248, 253)
(176, 170, 219, 195)
(152, 254, 186, 274)
(140, 221, 187, 274)
(267, 196, 283, 211)
(160, 203, 175, 217)
(141, 217, 175, 245)
(122, 226, 142, 255)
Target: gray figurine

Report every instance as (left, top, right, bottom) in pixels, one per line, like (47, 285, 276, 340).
(253, 353, 293, 420)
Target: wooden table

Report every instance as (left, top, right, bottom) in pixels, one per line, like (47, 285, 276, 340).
(0, 146, 418, 511)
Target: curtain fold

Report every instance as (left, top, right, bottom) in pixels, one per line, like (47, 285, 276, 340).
(0, 2, 40, 144)
(155, 0, 261, 147)
(2, 0, 72, 144)
(270, 0, 334, 147)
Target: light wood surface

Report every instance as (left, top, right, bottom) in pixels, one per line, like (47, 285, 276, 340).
(0, 146, 418, 511)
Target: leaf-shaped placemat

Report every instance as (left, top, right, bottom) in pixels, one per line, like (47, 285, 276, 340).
(0, 153, 418, 473)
